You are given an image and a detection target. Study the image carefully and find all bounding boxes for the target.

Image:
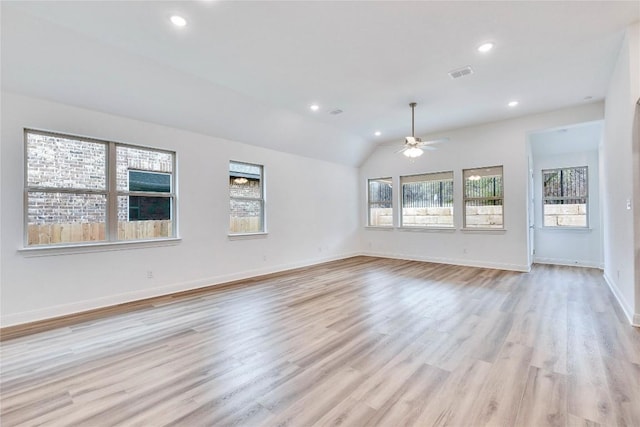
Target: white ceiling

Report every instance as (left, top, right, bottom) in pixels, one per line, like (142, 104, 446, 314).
(2, 1, 638, 166)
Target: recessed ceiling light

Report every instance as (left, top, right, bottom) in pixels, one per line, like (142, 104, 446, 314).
(310, 104, 320, 111)
(508, 101, 519, 107)
(170, 15, 187, 27)
(374, 131, 381, 136)
(477, 42, 494, 53)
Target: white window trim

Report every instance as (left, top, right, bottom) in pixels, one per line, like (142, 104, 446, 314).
(23, 129, 177, 248)
(18, 238, 182, 257)
(397, 226, 456, 233)
(460, 228, 507, 234)
(227, 232, 269, 240)
(364, 226, 395, 231)
(538, 226, 592, 232)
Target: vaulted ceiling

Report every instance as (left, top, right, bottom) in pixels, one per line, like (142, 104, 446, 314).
(2, 1, 638, 166)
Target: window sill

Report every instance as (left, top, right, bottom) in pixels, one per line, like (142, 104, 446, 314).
(540, 227, 592, 232)
(364, 226, 394, 231)
(228, 232, 268, 240)
(18, 237, 182, 257)
(397, 227, 455, 233)
(461, 228, 506, 234)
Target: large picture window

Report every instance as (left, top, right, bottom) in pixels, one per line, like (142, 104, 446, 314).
(368, 178, 393, 227)
(401, 171, 454, 228)
(229, 161, 264, 234)
(542, 166, 588, 227)
(463, 166, 504, 229)
(25, 130, 175, 246)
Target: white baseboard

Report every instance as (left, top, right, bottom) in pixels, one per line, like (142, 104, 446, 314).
(1, 252, 360, 327)
(533, 257, 604, 269)
(603, 272, 638, 326)
(359, 250, 531, 272)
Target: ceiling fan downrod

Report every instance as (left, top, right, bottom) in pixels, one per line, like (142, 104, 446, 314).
(410, 102, 416, 137)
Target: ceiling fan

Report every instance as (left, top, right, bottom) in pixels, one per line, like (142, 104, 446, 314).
(396, 102, 448, 158)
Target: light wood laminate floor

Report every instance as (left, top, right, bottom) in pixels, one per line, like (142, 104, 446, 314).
(1, 257, 639, 426)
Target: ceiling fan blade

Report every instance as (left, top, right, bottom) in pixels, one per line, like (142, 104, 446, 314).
(394, 146, 408, 154)
(377, 143, 406, 151)
(419, 137, 449, 146)
(422, 145, 437, 151)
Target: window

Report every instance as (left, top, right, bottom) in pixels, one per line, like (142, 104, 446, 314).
(229, 161, 264, 234)
(127, 170, 171, 221)
(463, 166, 504, 229)
(401, 171, 454, 228)
(25, 130, 176, 246)
(542, 166, 588, 227)
(368, 178, 392, 227)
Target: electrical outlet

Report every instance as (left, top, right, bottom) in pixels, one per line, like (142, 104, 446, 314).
(147, 270, 153, 279)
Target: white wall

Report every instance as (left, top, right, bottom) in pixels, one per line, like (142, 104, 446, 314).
(602, 23, 640, 325)
(359, 103, 605, 272)
(0, 93, 360, 326)
(532, 150, 601, 267)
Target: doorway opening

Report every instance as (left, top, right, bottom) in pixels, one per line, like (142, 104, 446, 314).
(527, 120, 604, 268)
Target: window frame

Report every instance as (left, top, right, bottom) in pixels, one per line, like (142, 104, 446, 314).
(367, 177, 393, 227)
(462, 165, 504, 230)
(228, 160, 266, 235)
(541, 166, 589, 229)
(23, 129, 177, 247)
(399, 171, 454, 229)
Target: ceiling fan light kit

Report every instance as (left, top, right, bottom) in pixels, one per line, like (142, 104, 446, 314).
(404, 147, 424, 158)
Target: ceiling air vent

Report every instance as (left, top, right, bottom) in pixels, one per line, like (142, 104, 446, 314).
(448, 66, 474, 79)
(329, 109, 343, 115)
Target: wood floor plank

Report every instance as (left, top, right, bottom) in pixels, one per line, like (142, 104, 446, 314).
(365, 363, 449, 426)
(0, 257, 638, 427)
(600, 355, 640, 427)
(514, 366, 567, 427)
(414, 357, 493, 426)
(313, 397, 376, 427)
(468, 341, 534, 426)
(567, 301, 617, 426)
(592, 312, 640, 365)
(259, 367, 366, 427)
(567, 414, 602, 427)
